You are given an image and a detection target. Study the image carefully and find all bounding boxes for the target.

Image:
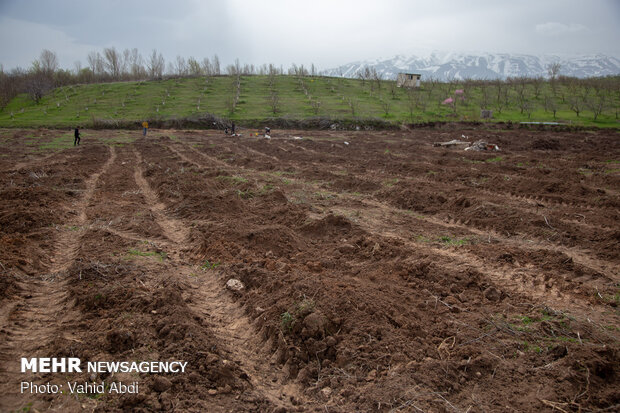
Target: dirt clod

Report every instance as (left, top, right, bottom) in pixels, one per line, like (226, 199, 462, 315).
(152, 376, 172, 393)
(483, 286, 502, 301)
(226, 278, 245, 291)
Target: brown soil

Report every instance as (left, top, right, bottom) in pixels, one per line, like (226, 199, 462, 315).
(0, 127, 618, 412)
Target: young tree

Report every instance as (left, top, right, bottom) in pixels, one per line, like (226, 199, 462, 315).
(242, 63, 255, 75)
(147, 49, 165, 79)
(547, 62, 561, 94)
(531, 76, 543, 99)
(226, 64, 238, 76)
(419, 77, 431, 99)
(348, 98, 358, 116)
(120, 49, 132, 78)
(511, 76, 530, 114)
(24, 53, 55, 103)
(228, 75, 241, 114)
(87, 51, 105, 78)
(569, 95, 583, 117)
(202, 57, 212, 75)
(566, 77, 586, 117)
(39, 49, 58, 75)
(478, 81, 491, 110)
(24, 70, 52, 103)
(127, 48, 145, 79)
(187, 57, 202, 77)
(544, 95, 557, 119)
(357, 69, 366, 87)
(388, 81, 398, 100)
(586, 91, 607, 120)
(269, 91, 279, 114)
(547, 62, 561, 80)
(523, 100, 534, 119)
(75, 67, 95, 84)
(372, 68, 383, 91)
(174, 55, 188, 77)
(381, 98, 391, 116)
(0, 66, 20, 109)
(310, 99, 321, 115)
(493, 80, 509, 114)
(212, 54, 220, 75)
(406, 89, 417, 122)
(557, 75, 573, 103)
(103, 47, 121, 79)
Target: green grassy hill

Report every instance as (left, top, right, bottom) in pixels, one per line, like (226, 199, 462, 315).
(0, 75, 618, 129)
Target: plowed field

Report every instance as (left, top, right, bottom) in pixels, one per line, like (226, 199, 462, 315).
(0, 127, 619, 412)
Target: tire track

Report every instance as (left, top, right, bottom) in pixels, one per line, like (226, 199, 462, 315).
(236, 141, 281, 162)
(133, 141, 301, 411)
(339, 196, 619, 282)
(133, 147, 189, 245)
(51, 146, 117, 272)
(330, 205, 609, 321)
(0, 145, 115, 411)
(185, 142, 236, 169)
(187, 268, 305, 410)
(11, 151, 66, 171)
(331, 199, 617, 314)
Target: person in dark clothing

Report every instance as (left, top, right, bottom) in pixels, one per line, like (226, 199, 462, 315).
(231, 122, 236, 136)
(74, 127, 81, 146)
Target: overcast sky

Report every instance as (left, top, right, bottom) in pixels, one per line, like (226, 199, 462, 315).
(0, 0, 618, 71)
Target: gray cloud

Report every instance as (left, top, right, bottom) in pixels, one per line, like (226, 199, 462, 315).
(536, 22, 588, 36)
(1, 0, 618, 71)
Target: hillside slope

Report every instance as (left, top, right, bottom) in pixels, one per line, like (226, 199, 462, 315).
(0, 74, 618, 129)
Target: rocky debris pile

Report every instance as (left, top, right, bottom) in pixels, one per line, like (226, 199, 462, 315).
(465, 140, 500, 151)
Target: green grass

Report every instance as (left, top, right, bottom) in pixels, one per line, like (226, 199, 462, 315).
(281, 311, 295, 331)
(438, 235, 469, 246)
(200, 260, 220, 270)
(280, 298, 316, 333)
(37, 132, 75, 151)
(596, 285, 620, 305)
(272, 170, 296, 176)
(521, 341, 543, 353)
(1, 75, 618, 128)
(236, 189, 255, 199)
(485, 156, 503, 163)
(15, 402, 34, 412)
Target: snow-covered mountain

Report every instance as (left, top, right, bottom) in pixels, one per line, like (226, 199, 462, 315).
(322, 52, 620, 80)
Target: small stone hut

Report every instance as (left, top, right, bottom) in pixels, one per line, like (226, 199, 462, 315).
(396, 73, 421, 88)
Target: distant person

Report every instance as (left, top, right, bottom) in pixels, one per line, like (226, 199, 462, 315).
(74, 126, 81, 146)
(142, 121, 149, 136)
(231, 122, 236, 136)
